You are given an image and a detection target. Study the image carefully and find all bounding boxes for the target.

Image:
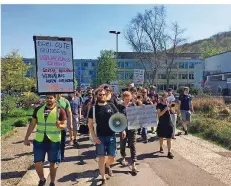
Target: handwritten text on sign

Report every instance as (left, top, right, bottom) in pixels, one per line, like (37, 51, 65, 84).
(133, 69, 145, 84)
(126, 105, 157, 130)
(35, 39, 74, 93)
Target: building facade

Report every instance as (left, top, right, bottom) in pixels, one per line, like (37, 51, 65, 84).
(116, 52, 203, 90)
(204, 51, 231, 95)
(23, 58, 99, 87)
(23, 52, 204, 90)
(74, 59, 98, 86)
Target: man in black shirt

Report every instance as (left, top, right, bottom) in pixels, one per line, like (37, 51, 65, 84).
(178, 87, 194, 135)
(88, 88, 126, 185)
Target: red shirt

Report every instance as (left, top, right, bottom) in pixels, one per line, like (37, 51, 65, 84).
(32, 105, 66, 121)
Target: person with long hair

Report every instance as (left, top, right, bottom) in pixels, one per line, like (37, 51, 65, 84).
(156, 92, 174, 159)
(117, 91, 138, 173)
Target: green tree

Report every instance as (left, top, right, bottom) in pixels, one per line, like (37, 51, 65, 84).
(200, 47, 220, 59)
(73, 72, 78, 89)
(97, 50, 117, 84)
(1, 50, 34, 94)
(118, 79, 131, 90)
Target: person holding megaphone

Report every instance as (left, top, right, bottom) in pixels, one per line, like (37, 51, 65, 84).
(88, 88, 126, 186)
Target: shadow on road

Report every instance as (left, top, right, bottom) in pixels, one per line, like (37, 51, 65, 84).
(57, 169, 100, 185)
(1, 157, 15, 161)
(1, 152, 33, 162)
(137, 151, 166, 160)
(1, 171, 27, 180)
(12, 140, 24, 144)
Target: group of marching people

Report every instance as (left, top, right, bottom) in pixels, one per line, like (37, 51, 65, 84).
(86, 84, 193, 185)
(24, 84, 194, 186)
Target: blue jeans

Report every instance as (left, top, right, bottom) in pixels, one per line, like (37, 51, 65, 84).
(142, 128, 148, 140)
(180, 110, 191, 122)
(33, 140, 61, 164)
(96, 135, 117, 157)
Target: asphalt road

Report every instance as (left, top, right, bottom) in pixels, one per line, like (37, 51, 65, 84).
(45, 133, 228, 186)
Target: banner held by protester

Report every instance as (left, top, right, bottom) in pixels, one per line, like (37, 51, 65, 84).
(33, 36, 74, 94)
(126, 105, 157, 130)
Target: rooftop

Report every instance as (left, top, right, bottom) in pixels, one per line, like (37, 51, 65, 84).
(117, 52, 201, 59)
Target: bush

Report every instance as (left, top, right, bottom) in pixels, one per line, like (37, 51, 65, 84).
(219, 108, 230, 116)
(223, 96, 231, 104)
(18, 92, 40, 109)
(192, 97, 225, 113)
(8, 109, 27, 117)
(1, 95, 17, 116)
(188, 116, 231, 150)
(13, 118, 28, 127)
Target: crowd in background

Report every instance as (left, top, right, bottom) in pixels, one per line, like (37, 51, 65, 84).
(61, 84, 180, 143)
(24, 83, 193, 186)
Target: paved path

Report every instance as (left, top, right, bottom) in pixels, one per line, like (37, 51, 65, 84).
(44, 131, 231, 186)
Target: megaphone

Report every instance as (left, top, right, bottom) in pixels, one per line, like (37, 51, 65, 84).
(109, 113, 128, 133)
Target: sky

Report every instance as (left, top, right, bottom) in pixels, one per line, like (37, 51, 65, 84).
(1, 4, 231, 59)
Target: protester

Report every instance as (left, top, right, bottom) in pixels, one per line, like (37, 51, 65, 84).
(140, 88, 149, 143)
(104, 85, 118, 107)
(57, 94, 72, 160)
(148, 86, 159, 105)
(178, 87, 194, 135)
(68, 91, 82, 145)
(117, 91, 138, 173)
(167, 88, 177, 139)
(24, 94, 67, 186)
(88, 88, 126, 185)
(82, 90, 94, 119)
(156, 92, 174, 159)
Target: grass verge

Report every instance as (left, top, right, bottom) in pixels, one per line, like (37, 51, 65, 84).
(1, 108, 33, 136)
(188, 115, 231, 150)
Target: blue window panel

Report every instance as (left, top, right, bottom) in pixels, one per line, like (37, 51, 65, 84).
(125, 62, 134, 69)
(184, 62, 188, 69)
(189, 62, 194, 69)
(89, 70, 95, 75)
(90, 74, 96, 78)
(179, 62, 184, 69)
(82, 77, 89, 83)
(136, 62, 143, 68)
(91, 62, 96, 67)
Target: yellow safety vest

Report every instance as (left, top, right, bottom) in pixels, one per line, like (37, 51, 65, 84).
(35, 105, 61, 142)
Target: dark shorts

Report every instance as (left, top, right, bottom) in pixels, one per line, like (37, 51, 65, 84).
(96, 136, 117, 157)
(33, 140, 61, 164)
(180, 110, 191, 122)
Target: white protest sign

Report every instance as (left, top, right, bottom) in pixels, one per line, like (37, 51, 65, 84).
(126, 105, 157, 130)
(227, 78, 231, 84)
(133, 69, 145, 84)
(34, 36, 74, 93)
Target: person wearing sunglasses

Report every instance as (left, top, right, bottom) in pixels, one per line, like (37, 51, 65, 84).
(156, 92, 174, 159)
(88, 88, 126, 185)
